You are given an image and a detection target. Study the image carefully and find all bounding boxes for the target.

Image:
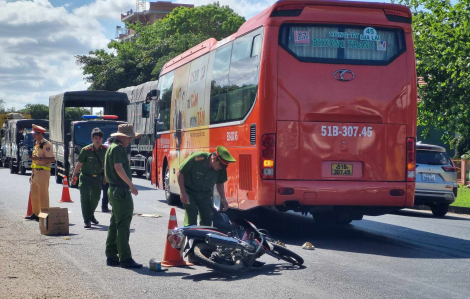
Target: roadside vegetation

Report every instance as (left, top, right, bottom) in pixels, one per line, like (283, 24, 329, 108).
(452, 185, 470, 208)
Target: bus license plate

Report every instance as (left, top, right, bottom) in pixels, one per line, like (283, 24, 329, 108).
(422, 173, 435, 181)
(332, 164, 353, 175)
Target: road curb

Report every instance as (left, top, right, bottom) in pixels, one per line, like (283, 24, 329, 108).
(412, 205, 470, 215)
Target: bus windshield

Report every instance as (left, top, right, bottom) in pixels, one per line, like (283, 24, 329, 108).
(279, 24, 406, 65)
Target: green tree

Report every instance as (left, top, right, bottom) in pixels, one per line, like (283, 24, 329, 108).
(76, 3, 245, 91)
(18, 104, 49, 119)
(65, 107, 91, 120)
(398, 0, 470, 147)
(0, 99, 5, 113)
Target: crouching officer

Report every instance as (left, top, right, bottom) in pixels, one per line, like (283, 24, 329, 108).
(72, 128, 107, 228)
(25, 124, 55, 221)
(105, 124, 142, 268)
(177, 146, 236, 227)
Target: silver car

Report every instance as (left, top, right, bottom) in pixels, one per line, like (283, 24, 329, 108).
(414, 142, 458, 217)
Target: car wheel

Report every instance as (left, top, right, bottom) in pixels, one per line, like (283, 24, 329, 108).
(431, 203, 449, 217)
(20, 164, 26, 175)
(10, 160, 15, 174)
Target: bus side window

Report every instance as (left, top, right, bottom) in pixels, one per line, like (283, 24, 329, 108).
(157, 71, 174, 131)
(251, 35, 261, 58)
(209, 43, 232, 124)
(227, 30, 262, 122)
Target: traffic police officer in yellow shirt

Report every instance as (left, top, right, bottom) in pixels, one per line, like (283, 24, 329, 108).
(25, 124, 55, 221)
(72, 128, 107, 228)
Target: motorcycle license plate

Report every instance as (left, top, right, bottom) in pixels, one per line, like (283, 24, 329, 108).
(331, 163, 353, 175)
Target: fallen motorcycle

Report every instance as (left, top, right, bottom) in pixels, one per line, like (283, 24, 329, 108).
(167, 212, 304, 273)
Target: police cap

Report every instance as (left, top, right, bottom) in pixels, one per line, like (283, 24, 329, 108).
(216, 145, 236, 166)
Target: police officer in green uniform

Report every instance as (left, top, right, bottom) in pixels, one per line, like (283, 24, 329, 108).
(177, 146, 236, 227)
(72, 128, 107, 228)
(104, 124, 142, 268)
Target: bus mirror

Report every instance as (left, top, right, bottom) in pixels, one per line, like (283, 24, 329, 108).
(146, 89, 160, 101)
(142, 102, 150, 118)
(66, 133, 72, 143)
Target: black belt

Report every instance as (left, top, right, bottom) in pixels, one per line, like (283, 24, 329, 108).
(82, 173, 103, 178)
(109, 183, 130, 189)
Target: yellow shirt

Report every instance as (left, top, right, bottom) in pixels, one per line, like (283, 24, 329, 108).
(31, 138, 54, 169)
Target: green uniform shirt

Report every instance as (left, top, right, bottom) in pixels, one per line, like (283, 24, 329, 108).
(105, 140, 132, 186)
(179, 152, 227, 198)
(77, 144, 107, 177)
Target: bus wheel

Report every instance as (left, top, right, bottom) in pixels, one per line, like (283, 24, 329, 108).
(135, 170, 144, 177)
(164, 167, 179, 206)
(145, 157, 152, 180)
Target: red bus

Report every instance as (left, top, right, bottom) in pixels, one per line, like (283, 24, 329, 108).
(151, 0, 417, 224)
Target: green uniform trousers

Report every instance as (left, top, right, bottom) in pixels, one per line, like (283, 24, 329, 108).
(105, 186, 134, 262)
(79, 174, 102, 223)
(183, 194, 213, 227)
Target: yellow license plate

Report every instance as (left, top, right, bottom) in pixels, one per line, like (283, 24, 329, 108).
(331, 164, 353, 176)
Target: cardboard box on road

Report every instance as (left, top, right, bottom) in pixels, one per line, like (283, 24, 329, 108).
(38, 207, 69, 235)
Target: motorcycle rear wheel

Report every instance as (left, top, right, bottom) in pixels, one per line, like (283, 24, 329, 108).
(193, 243, 244, 274)
(269, 244, 304, 266)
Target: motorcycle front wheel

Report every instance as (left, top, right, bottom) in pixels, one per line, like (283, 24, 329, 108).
(268, 244, 304, 266)
(193, 243, 244, 274)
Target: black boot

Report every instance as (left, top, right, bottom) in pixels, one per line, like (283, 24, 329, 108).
(106, 257, 120, 267)
(91, 216, 99, 225)
(24, 214, 38, 220)
(120, 258, 143, 269)
(84, 221, 91, 228)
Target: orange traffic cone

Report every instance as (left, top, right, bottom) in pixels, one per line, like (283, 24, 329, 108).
(22, 192, 32, 218)
(161, 208, 193, 267)
(59, 176, 73, 203)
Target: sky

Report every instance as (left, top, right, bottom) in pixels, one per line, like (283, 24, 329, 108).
(0, 0, 391, 110)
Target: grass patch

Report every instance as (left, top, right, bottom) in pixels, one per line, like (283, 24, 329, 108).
(452, 185, 470, 208)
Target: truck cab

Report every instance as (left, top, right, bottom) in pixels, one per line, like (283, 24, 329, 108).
(17, 130, 56, 175)
(55, 119, 126, 186)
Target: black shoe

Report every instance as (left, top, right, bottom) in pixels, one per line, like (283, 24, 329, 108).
(120, 258, 143, 269)
(84, 221, 91, 228)
(91, 216, 99, 225)
(24, 214, 39, 220)
(252, 260, 266, 268)
(102, 208, 111, 213)
(106, 257, 120, 267)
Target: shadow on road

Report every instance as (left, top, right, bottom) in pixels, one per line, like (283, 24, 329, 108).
(134, 185, 155, 191)
(181, 263, 305, 282)
(392, 209, 470, 221)
(126, 267, 193, 277)
(235, 209, 470, 260)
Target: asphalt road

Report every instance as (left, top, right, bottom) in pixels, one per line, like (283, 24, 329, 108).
(1, 168, 470, 299)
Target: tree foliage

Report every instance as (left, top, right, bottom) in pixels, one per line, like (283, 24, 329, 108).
(65, 107, 91, 121)
(76, 3, 245, 91)
(398, 0, 470, 145)
(17, 104, 90, 121)
(18, 104, 49, 119)
(0, 99, 5, 113)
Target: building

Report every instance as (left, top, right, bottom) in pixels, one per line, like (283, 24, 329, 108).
(116, 1, 194, 42)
